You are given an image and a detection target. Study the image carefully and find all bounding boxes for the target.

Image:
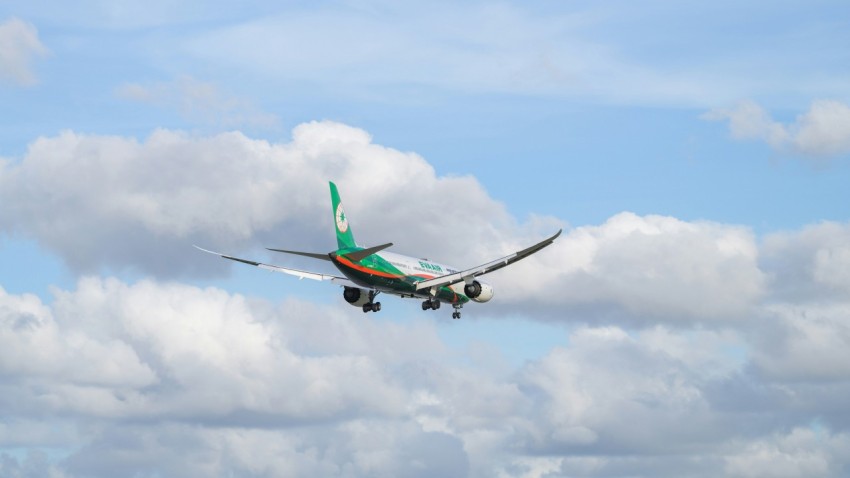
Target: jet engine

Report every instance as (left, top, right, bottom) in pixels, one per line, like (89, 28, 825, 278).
(343, 286, 370, 307)
(464, 280, 494, 303)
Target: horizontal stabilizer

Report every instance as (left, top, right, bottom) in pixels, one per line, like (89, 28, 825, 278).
(266, 248, 332, 261)
(342, 242, 393, 262)
(193, 245, 357, 287)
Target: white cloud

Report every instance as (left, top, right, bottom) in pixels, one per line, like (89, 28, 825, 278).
(724, 428, 850, 478)
(2, 277, 850, 476)
(751, 303, 850, 382)
(47, 277, 411, 420)
(0, 286, 156, 391)
(761, 221, 850, 302)
(115, 75, 280, 129)
(0, 122, 517, 279)
(702, 100, 789, 148)
(703, 100, 850, 159)
(794, 101, 850, 156)
(0, 278, 529, 475)
(0, 122, 776, 323)
(0, 120, 834, 338)
(518, 326, 743, 455)
(0, 17, 48, 86)
(5, 120, 850, 330)
(497, 212, 765, 323)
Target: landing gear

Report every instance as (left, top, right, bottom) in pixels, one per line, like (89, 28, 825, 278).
(363, 302, 381, 313)
(423, 298, 462, 319)
(451, 303, 463, 320)
(362, 291, 381, 313)
(421, 299, 441, 310)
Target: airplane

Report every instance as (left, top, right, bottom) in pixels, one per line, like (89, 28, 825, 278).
(196, 181, 560, 319)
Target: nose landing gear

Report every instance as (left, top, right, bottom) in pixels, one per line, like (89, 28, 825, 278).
(451, 305, 463, 319)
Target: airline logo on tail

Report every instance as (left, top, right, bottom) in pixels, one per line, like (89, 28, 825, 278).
(197, 181, 561, 319)
(335, 203, 348, 233)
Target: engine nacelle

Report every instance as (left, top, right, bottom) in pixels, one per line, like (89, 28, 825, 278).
(343, 286, 370, 307)
(464, 280, 494, 303)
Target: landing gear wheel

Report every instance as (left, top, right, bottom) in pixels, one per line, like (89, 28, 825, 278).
(422, 299, 440, 311)
(372, 302, 381, 312)
(363, 304, 371, 313)
(452, 304, 463, 319)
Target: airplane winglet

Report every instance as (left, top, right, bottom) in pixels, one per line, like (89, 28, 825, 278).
(413, 229, 561, 291)
(194, 245, 262, 266)
(194, 245, 226, 256)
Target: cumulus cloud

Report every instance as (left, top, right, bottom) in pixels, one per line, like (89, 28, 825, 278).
(519, 326, 745, 455)
(724, 428, 850, 478)
(4, 120, 850, 329)
(0, 287, 156, 390)
(0, 17, 48, 86)
(115, 75, 280, 129)
(0, 121, 781, 323)
(702, 100, 789, 148)
(761, 221, 850, 302)
(750, 303, 850, 382)
(0, 122, 517, 278)
(703, 100, 850, 160)
(0, 279, 468, 475)
(3, 277, 849, 476)
(497, 212, 765, 323)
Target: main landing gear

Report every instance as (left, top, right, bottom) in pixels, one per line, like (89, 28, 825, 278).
(421, 298, 441, 311)
(362, 291, 381, 313)
(422, 299, 463, 319)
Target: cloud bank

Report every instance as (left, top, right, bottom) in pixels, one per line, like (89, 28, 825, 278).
(0, 122, 519, 279)
(2, 277, 850, 477)
(3, 121, 850, 476)
(3, 121, 850, 326)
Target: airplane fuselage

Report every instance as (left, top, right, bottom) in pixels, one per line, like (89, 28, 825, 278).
(331, 249, 476, 304)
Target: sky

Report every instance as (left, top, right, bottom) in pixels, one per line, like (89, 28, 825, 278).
(1, 1, 850, 476)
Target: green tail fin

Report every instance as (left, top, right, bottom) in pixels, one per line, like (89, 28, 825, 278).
(330, 181, 357, 250)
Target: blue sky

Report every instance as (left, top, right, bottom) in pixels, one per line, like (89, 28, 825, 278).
(2, 1, 850, 476)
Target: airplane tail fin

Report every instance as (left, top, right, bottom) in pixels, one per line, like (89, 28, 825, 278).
(330, 181, 357, 250)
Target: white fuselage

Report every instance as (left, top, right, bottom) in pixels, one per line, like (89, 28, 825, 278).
(377, 251, 471, 297)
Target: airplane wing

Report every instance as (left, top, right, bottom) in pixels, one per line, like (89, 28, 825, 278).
(194, 246, 359, 288)
(414, 229, 562, 291)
